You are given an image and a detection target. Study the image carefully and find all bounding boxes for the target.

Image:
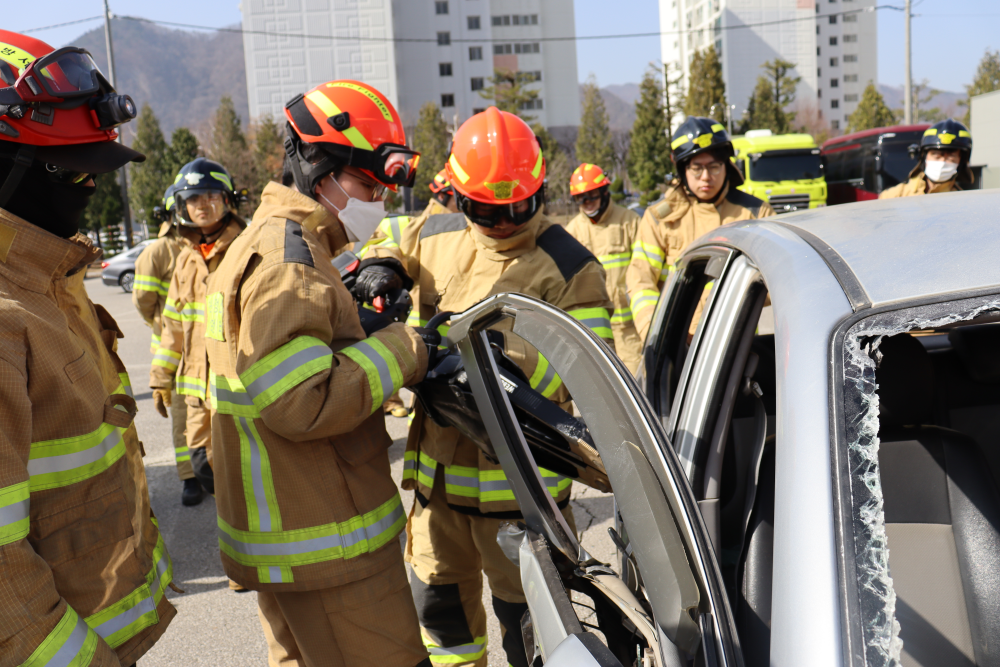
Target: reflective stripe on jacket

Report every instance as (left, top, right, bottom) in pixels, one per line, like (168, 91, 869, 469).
(566, 201, 643, 373)
(149, 217, 243, 400)
(371, 209, 614, 514)
(204, 182, 428, 592)
(878, 173, 961, 199)
(625, 183, 775, 340)
(0, 210, 175, 666)
(133, 234, 185, 353)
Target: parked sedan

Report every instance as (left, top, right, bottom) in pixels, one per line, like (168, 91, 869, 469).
(443, 189, 1000, 667)
(100, 239, 155, 292)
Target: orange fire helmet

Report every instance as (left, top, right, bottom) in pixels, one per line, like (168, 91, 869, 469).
(283, 80, 419, 196)
(428, 168, 452, 195)
(569, 163, 608, 196)
(0, 30, 144, 205)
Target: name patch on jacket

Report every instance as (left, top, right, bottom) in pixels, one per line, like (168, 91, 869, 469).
(284, 219, 314, 267)
(536, 225, 598, 281)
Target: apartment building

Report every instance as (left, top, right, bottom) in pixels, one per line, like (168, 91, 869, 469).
(659, 0, 877, 131)
(240, 0, 580, 131)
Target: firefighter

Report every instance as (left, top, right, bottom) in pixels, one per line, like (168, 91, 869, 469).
(203, 80, 432, 667)
(626, 117, 775, 341)
(0, 29, 174, 665)
(880, 118, 974, 198)
(149, 158, 245, 505)
(427, 168, 459, 214)
(134, 182, 206, 505)
(566, 163, 643, 374)
(368, 107, 615, 667)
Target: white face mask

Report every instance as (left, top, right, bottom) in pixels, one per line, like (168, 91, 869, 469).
(318, 176, 386, 242)
(924, 159, 959, 183)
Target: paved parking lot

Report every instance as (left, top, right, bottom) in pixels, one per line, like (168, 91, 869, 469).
(86, 271, 615, 666)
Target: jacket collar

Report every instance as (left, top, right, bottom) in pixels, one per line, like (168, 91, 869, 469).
(0, 208, 100, 294)
(917, 174, 959, 195)
(469, 209, 543, 261)
(255, 182, 348, 256)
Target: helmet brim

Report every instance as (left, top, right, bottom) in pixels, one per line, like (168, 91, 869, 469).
(34, 140, 145, 174)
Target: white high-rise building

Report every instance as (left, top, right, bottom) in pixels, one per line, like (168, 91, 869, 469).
(659, 0, 877, 132)
(240, 0, 580, 131)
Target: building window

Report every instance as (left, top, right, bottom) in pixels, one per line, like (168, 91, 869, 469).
(817, 47, 821, 55)
(491, 15, 511, 26)
(493, 44, 512, 55)
(467, 16, 480, 30)
(439, 63, 453, 76)
(831, 78, 839, 87)
(818, 89, 822, 98)
(435, 1, 448, 15)
(470, 77, 484, 91)
(844, 73, 858, 82)
(844, 13, 858, 22)
(469, 46, 482, 61)
(816, 25, 820, 34)
(473, 108, 486, 115)
(512, 14, 538, 25)
(519, 99, 543, 110)
(830, 36, 838, 46)
(843, 54, 858, 62)
(844, 94, 859, 102)
(441, 94, 455, 107)
(817, 67, 822, 76)
(830, 57, 839, 66)
(513, 43, 540, 54)
(522, 70, 542, 82)
(831, 99, 840, 109)
(437, 32, 451, 45)
(843, 34, 858, 42)
(832, 120, 840, 131)
(829, 14, 837, 23)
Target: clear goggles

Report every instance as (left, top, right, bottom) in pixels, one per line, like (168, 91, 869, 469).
(321, 142, 421, 189)
(7, 47, 107, 103)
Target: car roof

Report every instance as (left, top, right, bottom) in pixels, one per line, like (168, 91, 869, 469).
(821, 123, 931, 149)
(744, 190, 1000, 307)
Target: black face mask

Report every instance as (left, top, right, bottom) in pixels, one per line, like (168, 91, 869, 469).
(2, 163, 95, 239)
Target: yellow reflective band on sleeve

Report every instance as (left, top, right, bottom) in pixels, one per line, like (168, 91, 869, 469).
(611, 307, 633, 324)
(206, 292, 225, 342)
(217, 492, 405, 567)
(176, 375, 207, 400)
(569, 307, 613, 341)
(20, 605, 99, 667)
(133, 274, 169, 296)
(341, 338, 404, 414)
(0, 481, 30, 547)
(210, 373, 259, 418)
(406, 310, 428, 328)
(149, 333, 160, 354)
(403, 450, 438, 488)
(174, 445, 190, 464)
(530, 151, 543, 179)
(424, 634, 488, 665)
(28, 422, 126, 491)
(528, 353, 562, 398)
(85, 531, 172, 649)
(443, 466, 568, 504)
(117, 372, 133, 398)
(162, 298, 181, 321)
(630, 289, 660, 316)
(597, 251, 630, 270)
(152, 347, 181, 373)
(178, 302, 205, 323)
(631, 240, 665, 271)
(449, 154, 471, 184)
(235, 415, 282, 536)
(240, 336, 334, 413)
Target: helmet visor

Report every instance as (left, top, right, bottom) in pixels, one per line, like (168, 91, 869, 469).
(175, 189, 229, 224)
(17, 48, 104, 102)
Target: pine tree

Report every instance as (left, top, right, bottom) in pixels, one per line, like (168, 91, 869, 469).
(847, 82, 897, 132)
(959, 49, 1000, 125)
(685, 45, 728, 122)
(913, 79, 944, 123)
(479, 69, 540, 121)
(531, 123, 573, 213)
(208, 96, 256, 207)
(252, 114, 285, 203)
(166, 127, 200, 178)
(410, 102, 451, 205)
(576, 77, 614, 170)
(128, 104, 171, 233)
(759, 59, 800, 134)
(609, 175, 625, 203)
(663, 62, 685, 140)
(627, 67, 671, 206)
(84, 172, 124, 253)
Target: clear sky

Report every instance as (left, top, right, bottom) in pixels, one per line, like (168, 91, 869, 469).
(7, 0, 1000, 93)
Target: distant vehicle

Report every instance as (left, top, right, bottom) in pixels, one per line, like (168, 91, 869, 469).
(732, 130, 827, 213)
(821, 124, 930, 205)
(100, 240, 155, 293)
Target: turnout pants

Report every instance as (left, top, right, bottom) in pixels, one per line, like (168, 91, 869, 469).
(170, 388, 194, 480)
(185, 397, 215, 493)
(406, 470, 576, 667)
(256, 554, 429, 667)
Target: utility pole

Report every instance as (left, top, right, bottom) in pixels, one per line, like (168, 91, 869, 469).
(103, 0, 135, 248)
(903, 0, 912, 125)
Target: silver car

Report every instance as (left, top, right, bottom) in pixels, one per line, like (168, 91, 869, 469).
(444, 190, 1000, 667)
(100, 239, 155, 292)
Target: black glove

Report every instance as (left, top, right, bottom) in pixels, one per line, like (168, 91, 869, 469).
(414, 326, 443, 370)
(355, 258, 414, 303)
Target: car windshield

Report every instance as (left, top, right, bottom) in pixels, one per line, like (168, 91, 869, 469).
(749, 152, 823, 182)
(878, 140, 919, 188)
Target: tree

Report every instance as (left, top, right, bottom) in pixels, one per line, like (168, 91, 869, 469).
(83, 171, 124, 253)
(576, 76, 614, 169)
(410, 102, 451, 205)
(530, 123, 573, 214)
(847, 82, 897, 133)
(251, 114, 285, 202)
(685, 45, 727, 122)
(663, 62, 686, 140)
(959, 49, 1000, 125)
(913, 79, 944, 123)
(166, 127, 200, 177)
(479, 68, 540, 121)
(627, 66, 671, 206)
(608, 175, 625, 203)
(207, 96, 256, 206)
(128, 104, 171, 234)
(754, 59, 800, 134)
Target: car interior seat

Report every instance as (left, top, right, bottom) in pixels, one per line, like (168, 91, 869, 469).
(876, 333, 1000, 667)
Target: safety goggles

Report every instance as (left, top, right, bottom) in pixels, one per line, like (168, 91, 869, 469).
(10, 47, 106, 103)
(572, 190, 603, 205)
(320, 142, 420, 189)
(455, 190, 540, 229)
(45, 163, 92, 185)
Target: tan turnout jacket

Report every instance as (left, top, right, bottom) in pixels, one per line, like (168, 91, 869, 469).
(566, 201, 643, 373)
(0, 210, 175, 666)
(149, 216, 243, 403)
(132, 229, 186, 353)
(879, 174, 961, 199)
(626, 183, 774, 340)
(370, 210, 614, 514)
(204, 183, 427, 591)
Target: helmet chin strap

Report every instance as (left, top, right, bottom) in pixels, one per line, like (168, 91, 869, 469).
(0, 145, 37, 209)
(284, 134, 315, 200)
